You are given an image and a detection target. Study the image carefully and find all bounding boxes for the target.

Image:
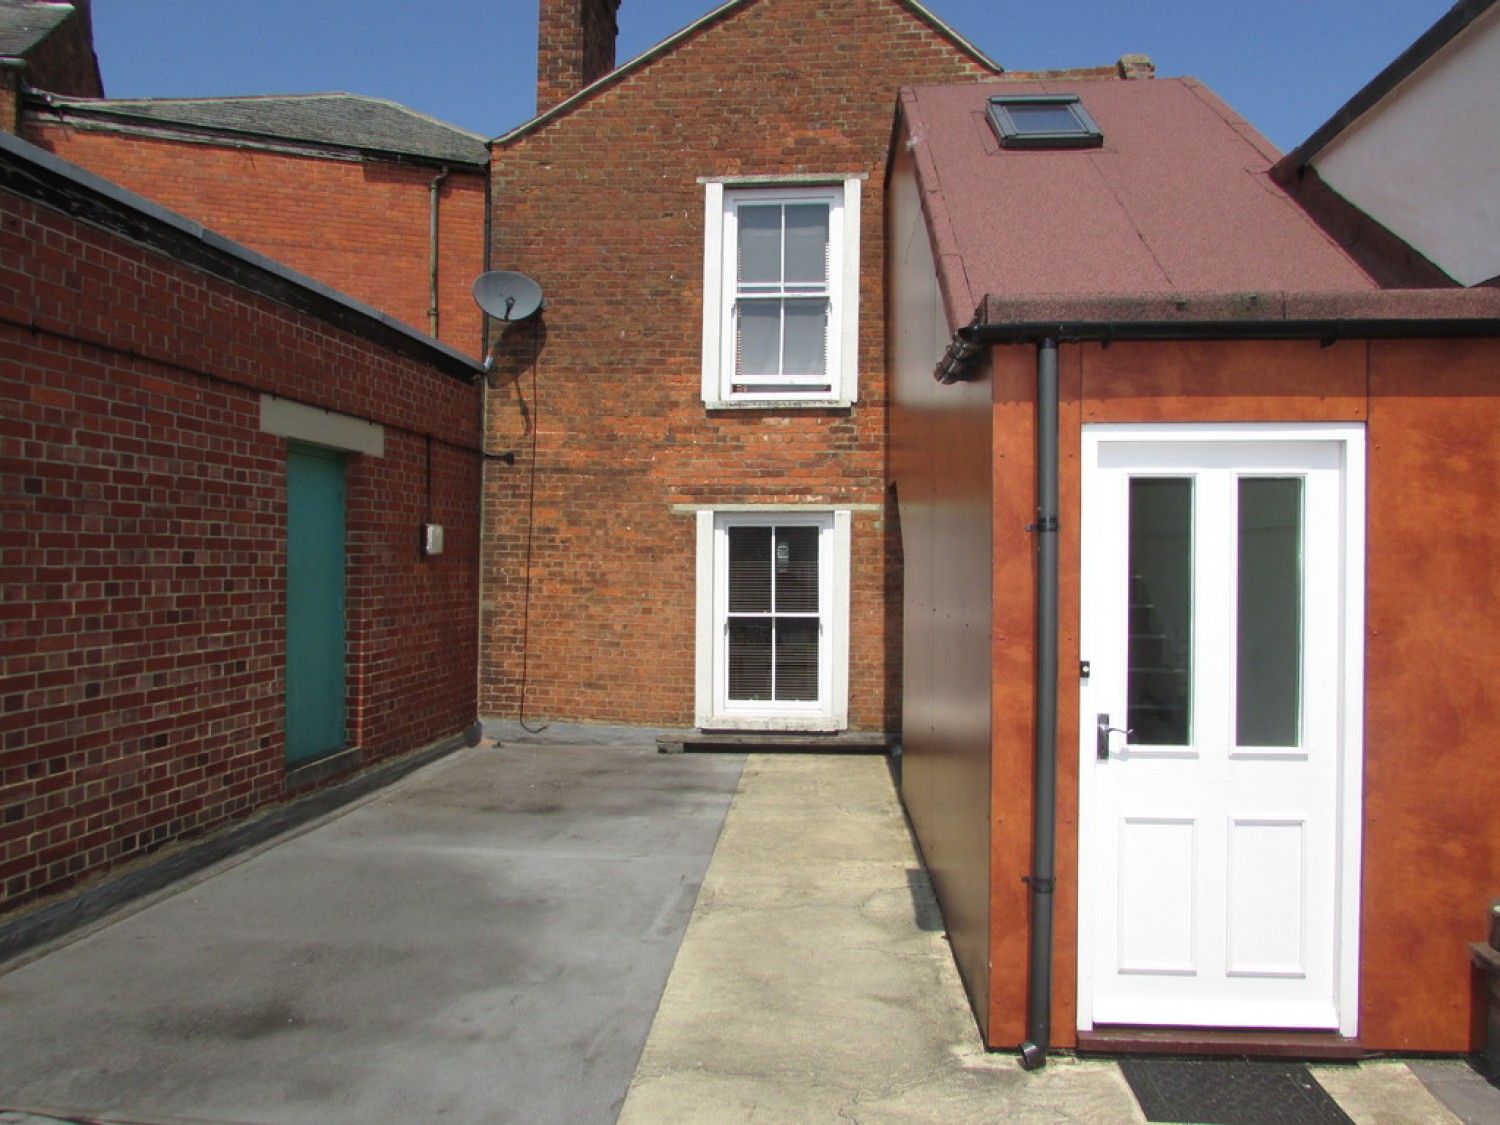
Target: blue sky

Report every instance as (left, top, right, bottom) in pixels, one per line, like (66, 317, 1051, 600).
(93, 1, 1455, 152)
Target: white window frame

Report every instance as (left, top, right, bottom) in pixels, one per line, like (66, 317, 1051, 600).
(694, 508, 851, 731)
(701, 177, 861, 408)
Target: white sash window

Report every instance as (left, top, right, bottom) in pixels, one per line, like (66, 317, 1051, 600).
(701, 179, 860, 407)
(695, 509, 850, 730)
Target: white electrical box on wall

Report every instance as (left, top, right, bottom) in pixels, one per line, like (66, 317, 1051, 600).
(422, 523, 445, 556)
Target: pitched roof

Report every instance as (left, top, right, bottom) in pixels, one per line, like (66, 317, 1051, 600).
(497, 0, 1001, 144)
(35, 93, 489, 166)
(897, 77, 1379, 327)
(0, 0, 73, 57)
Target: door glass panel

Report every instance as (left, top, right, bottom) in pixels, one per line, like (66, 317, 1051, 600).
(1128, 478, 1192, 745)
(1236, 477, 1303, 747)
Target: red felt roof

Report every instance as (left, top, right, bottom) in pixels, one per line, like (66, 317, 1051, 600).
(897, 77, 1381, 328)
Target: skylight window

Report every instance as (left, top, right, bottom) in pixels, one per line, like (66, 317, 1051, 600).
(987, 95, 1103, 149)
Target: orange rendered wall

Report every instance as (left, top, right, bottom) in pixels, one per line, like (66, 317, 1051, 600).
(23, 125, 486, 354)
(986, 336, 1498, 1053)
(1361, 338, 1500, 1051)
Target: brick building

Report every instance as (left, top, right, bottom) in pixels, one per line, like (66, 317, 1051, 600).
(20, 93, 489, 354)
(0, 131, 485, 920)
(482, 0, 1151, 738)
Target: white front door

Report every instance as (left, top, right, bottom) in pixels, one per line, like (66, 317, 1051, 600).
(1078, 424, 1364, 1034)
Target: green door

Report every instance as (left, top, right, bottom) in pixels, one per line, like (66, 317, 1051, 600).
(285, 444, 347, 764)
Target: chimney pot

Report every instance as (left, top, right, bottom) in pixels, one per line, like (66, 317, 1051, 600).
(1117, 54, 1156, 80)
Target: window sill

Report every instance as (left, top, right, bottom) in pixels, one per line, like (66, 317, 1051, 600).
(697, 716, 844, 733)
(705, 398, 854, 412)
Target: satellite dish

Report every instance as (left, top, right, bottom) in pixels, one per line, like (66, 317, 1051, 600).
(472, 271, 545, 321)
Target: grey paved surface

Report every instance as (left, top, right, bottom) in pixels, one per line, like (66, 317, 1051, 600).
(0, 739, 744, 1125)
(1, 735, 1497, 1124)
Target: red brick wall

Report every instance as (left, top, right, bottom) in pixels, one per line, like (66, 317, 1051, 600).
(0, 183, 481, 915)
(484, 0, 997, 731)
(23, 124, 487, 354)
(0, 78, 16, 136)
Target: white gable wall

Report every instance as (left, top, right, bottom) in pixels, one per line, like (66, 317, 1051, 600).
(1311, 3, 1500, 286)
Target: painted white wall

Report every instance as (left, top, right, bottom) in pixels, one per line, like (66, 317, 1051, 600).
(1311, 4, 1500, 286)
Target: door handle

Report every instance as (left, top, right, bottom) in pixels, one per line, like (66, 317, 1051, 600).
(1096, 713, 1132, 760)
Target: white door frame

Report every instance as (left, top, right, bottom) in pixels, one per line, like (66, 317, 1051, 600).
(1076, 422, 1365, 1036)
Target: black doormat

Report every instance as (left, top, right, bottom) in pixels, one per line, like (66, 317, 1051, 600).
(1119, 1058, 1355, 1125)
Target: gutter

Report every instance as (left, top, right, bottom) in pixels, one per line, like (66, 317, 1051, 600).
(941, 315, 1500, 381)
(938, 312, 1500, 384)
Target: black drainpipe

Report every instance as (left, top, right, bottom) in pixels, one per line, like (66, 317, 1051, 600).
(1019, 337, 1061, 1070)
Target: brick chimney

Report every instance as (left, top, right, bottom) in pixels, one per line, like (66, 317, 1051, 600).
(536, 0, 622, 115)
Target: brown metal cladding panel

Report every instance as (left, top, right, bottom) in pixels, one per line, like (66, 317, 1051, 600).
(1362, 338, 1500, 1051)
(988, 347, 1039, 1046)
(1054, 347, 1085, 1045)
(895, 367, 995, 1040)
(1079, 339, 1370, 422)
(988, 334, 1500, 1053)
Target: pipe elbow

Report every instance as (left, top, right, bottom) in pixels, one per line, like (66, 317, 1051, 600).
(1018, 1040, 1048, 1070)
